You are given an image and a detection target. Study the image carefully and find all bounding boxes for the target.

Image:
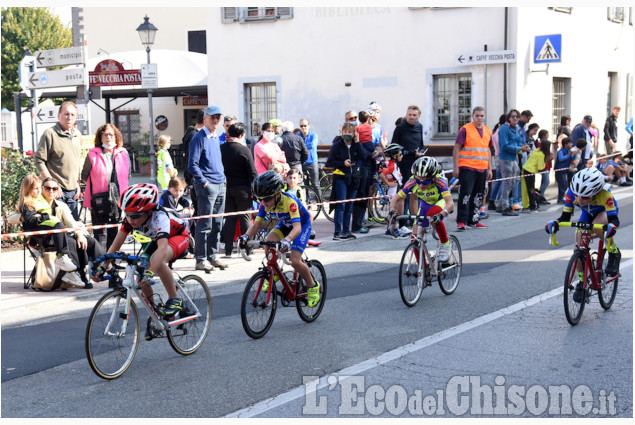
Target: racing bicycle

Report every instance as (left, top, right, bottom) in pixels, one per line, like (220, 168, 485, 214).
(85, 253, 212, 379)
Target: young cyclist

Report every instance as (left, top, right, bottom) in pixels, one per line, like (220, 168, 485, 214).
(378, 143, 404, 198)
(545, 167, 621, 302)
(92, 184, 190, 322)
(239, 171, 320, 307)
(387, 157, 455, 262)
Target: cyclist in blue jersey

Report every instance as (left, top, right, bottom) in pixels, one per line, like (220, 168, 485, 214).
(240, 171, 320, 307)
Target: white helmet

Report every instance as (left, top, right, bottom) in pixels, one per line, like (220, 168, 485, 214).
(569, 167, 606, 197)
(411, 156, 439, 179)
(369, 101, 382, 111)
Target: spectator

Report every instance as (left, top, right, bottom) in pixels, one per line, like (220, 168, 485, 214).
(452, 106, 492, 230)
(268, 118, 284, 145)
(557, 115, 572, 139)
(554, 137, 576, 204)
(596, 155, 632, 186)
(81, 123, 130, 250)
(326, 123, 369, 240)
(625, 117, 633, 166)
(536, 129, 552, 205)
(488, 114, 508, 211)
(521, 141, 551, 212)
(219, 114, 238, 144)
(298, 118, 320, 196)
(182, 108, 205, 218)
(571, 115, 594, 170)
(369, 102, 387, 150)
(156, 135, 177, 191)
(603, 106, 621, 155)
(253, 122, 288, 175)
(159, 177, 193, 213)
(497, 109, 525, 216)
(589, 122, 600, 156)
(393, 105, 425, 185)
(280, 121, 309, 174)
(187, 105, 228, 272)
(517, 110, 533, 142)
(34, 101, 82, 220)
(220, 122, 258, 257)
(356, 111, 373, 144)
(344, 110, 359, 125)
(351, 112, 380, 234)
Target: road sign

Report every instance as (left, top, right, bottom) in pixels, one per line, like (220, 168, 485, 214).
(19, 55, 36, 93)
(141, 63, 158, 89)
(34, 47, 84, 68)
(25, 68, 85, 90)
(456, 50, 517, 66)
(534, 34, 561, 63)
(33, 104, 87, 123)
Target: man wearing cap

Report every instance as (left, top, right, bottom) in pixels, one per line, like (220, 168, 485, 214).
(571, 115, 595, 170)
(188, 106, 228, 272)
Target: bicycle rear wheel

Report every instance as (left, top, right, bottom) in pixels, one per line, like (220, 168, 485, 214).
(368, 183, 391, 224)
(167, 275, 212, 355)
(599, 256, 619, 310)
(296, 259, 327, 322)
(438, 235, 462, 295)
(302, 185, 323, 221)
(241, 271, 277, 338)
(322, 183, 335, 223)
(85, 289, 140, 380)
(399, 242, 424, 307)
(564, 250, 587, 325)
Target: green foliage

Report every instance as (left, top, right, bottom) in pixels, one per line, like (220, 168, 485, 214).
(1, 7, 73, 110)
(137, 156, 152, 165)
(1, 148, 37, 234)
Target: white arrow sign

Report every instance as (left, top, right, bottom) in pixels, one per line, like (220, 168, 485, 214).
(33, 104, 87, 123)
(25, 68, 85, 90)
(34, 47, 85, 68)
(19, 55, 36, 93)
(456, 49, 517, 66)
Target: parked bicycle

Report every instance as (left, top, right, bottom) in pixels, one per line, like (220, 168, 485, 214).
(85, 252, 212, 379)
(367, 171, 391, 224)
(240, 240, 327, 339)
(392, 214, 462, 307)
(550, 222, 620, 326)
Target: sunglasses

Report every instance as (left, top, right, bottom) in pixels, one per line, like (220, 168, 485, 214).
(257, 195, 276, 203)
(43, 186, 59, 191)
(299, 125, 308, 128)
(347, 116, 358, 121)
(415, 178, 433, 185)
(126, 212, 146, 220)
(509, 115, 519, 119)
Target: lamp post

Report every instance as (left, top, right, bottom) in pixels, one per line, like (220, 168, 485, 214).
(136, 15, 159, 186)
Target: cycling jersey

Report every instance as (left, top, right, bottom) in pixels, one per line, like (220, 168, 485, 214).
(120, 207, 187, 240)
(397, 175, 449, 206)
(255, 191, 311, 228)
(563, 188, 618, 220)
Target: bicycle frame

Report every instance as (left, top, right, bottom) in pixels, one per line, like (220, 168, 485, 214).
(257, 246, 299, 305)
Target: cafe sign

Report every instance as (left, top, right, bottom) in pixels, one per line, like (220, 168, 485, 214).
(89, 59, 141, 86)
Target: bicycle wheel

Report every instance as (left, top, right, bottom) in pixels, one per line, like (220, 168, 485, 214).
(322, 183, 335, 223)
(241, 271, 277, 338)
(368, 183, 391, 224)
(319, 172, 333, 190)
(167, 275, 213, 355)
(302, 185, 323, 221)
(399, 242, 424, 307)
(599, 256, 619, 310)
(85, 289, 140, 380)
(438, 235, 462, 295)
(296, 259, 327, 322)
(564, 250, 587, 325)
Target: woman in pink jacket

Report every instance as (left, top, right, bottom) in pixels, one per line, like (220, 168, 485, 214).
(253, 122, 288, 175)
(81, 123, 130, 250)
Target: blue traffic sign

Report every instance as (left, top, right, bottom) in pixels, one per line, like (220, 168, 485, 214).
(534, 34, 562, 63)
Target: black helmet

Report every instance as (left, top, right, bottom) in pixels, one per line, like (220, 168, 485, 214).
(384, 143, 403, 158)
(252, 170, 284, 198)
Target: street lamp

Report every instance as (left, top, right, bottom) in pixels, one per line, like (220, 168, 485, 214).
(136, 15, 159, 186)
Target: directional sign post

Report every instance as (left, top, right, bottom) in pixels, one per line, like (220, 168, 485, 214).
(25, 68, 86, 90)
(34, 46, 84, 68)
(456, 49, 517, 66)
(33, 104, 87, 124)
(18, 55, 36, 93)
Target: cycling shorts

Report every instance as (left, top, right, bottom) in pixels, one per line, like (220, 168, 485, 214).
(270, 224, 312, 254)
(142, 232, 189, 261)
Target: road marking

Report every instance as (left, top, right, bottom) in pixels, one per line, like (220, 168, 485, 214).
(226, 259, 633, 418)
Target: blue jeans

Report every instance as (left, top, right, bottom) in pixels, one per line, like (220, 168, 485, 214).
(333, 177, 356, 234)
(498, 159, 519, 210)
(194, 182, 226, 262)
(490, 168, 502, 202)
(61, 189, 79, 221)
(539, 170, 550, 197)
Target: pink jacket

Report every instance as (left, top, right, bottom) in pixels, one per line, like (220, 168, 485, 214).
(83, 147, 130, 208)
(254, 139, 286, 174)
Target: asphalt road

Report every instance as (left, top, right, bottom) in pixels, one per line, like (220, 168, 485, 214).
(1, 194, 632, 418)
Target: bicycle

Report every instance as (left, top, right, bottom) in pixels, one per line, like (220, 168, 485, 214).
(239, 240, 327, 339)
(367, 171, 392, 224)
(549, 222, 620, 326)
(392, 214, 462, 307)
(299, 184, 323, 221)
(85, 252, 212, 379)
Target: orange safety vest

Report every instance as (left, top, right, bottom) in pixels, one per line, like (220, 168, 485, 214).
(458, 122, 491, 170)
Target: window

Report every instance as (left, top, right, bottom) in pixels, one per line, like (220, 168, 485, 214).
(188, 30, 206, 54)
(244, 82, 277, 138)
(433, 74, 471, 137)
(221, 7, 293, 23)
(115, 111, 141, 148)
(1, 121, 8, 142)
(607, 7, 625, 23)
(548, 7, 572, 14)
(552, 78, 571, 136)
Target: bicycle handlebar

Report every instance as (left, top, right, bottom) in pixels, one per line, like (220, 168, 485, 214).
(90, 252, 148, 280)
(239, 240, 292, 265)
(549, 222, 607, 247)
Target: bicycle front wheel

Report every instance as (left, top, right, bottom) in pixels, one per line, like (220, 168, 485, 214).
(296, 259, 327, 322)
(302, 185, 323, 221)
(167, 275, 212, 355)
(85, 290, 140, 380)
(322, 183, 335, 223)
(564, 250, 587, 325)
(599, 256, 619, 310)
(368, 183, 391, 224)
(438, 235, 462, 295)
(399, 242, 424, 307)
(241, 271, 277, 339)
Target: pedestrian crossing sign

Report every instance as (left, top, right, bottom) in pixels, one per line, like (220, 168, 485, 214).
(534, 34, 562, 63)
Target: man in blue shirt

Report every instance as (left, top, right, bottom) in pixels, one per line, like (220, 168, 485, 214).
(188, 105, 228, 272)
(571, 115, 594, 170)
(299, 118, 321, 196)
(218, 114, 237, 145)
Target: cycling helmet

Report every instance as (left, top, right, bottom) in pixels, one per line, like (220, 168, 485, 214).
(384, 143, 403, 158)
(369, 101, 382, 111)
(268, 118, 282, 127)
(119, 183, 158, 213)
(252, 170, 284, 198)
(411, 156, 440, 179)
(569, 167, 606, 197)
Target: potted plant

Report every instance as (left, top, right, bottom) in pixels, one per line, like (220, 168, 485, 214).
(137, 155, 152, 176)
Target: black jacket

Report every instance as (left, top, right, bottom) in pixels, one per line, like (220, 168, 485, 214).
(325, 137, 369, 183)
(280, 131, 309, 166)
(604, 115, 618, 143)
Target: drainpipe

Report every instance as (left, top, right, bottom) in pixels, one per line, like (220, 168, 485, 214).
(503, 7, 509, 113)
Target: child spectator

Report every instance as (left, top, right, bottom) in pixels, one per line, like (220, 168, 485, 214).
(378, 143, 404, 198)
(356, 111, 373, 144)
(521, 141, 551, 212)
(159, 177, 192, 213)
(536, 130, 552, 205)
(156, 135, 177, 191)
(554, 137, 576, 203)
(570, 139, 586, 172)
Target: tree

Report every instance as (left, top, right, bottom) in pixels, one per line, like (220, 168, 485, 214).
(1, 7, 72, 110)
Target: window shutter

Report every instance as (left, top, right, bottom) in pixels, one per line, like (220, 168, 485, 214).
(222, 7, 238, 23)
(277, 7, 293, 19)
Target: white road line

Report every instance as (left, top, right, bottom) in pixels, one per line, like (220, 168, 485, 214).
(226, 259, 633, 418)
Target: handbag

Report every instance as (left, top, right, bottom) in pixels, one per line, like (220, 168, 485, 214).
(90, 151, 120, 220)
(33, 252, 81, 290)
